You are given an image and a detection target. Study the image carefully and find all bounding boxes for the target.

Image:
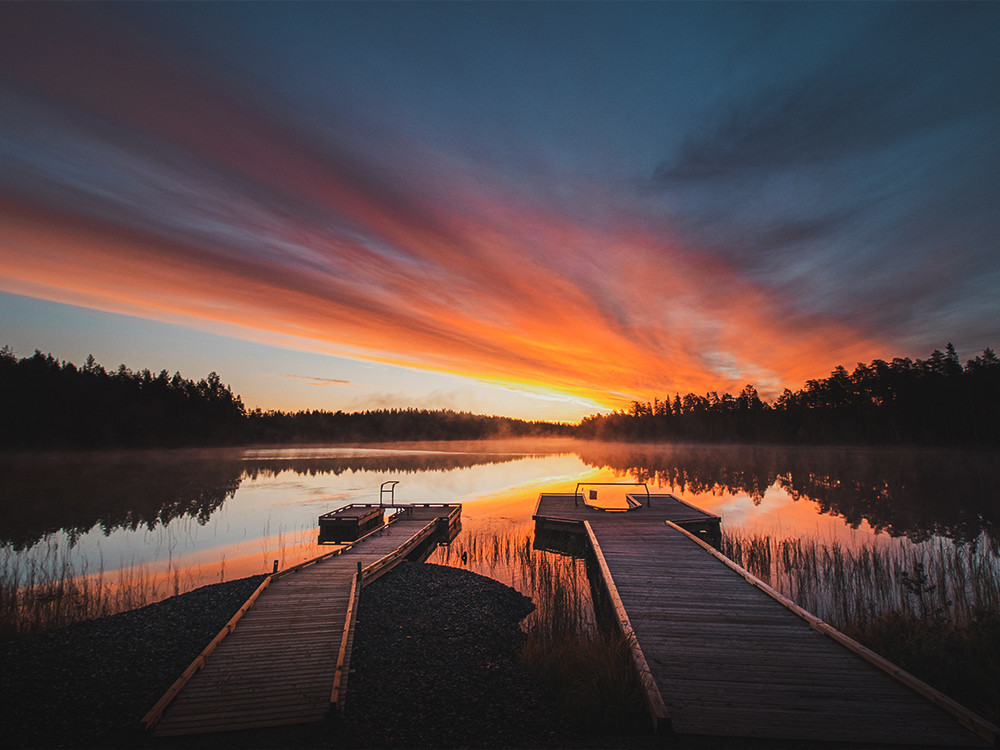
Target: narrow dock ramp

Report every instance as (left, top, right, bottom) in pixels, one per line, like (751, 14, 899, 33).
(534, 492, 996, 746)
(144, 504, 459, 736)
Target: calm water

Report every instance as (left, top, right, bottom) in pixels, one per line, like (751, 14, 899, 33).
(3, 440, 998, 599)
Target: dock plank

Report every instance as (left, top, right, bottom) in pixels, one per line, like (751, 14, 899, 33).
(145, 504, 460, 736)
(534, 492, 995, 746)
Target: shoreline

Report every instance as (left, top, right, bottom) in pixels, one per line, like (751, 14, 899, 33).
(1, 562, 881, 750)
(0, 563, 598, 749)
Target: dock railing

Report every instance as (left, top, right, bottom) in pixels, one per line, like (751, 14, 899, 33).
(379, 480, 399, 507)
(573, 481, 651, 508)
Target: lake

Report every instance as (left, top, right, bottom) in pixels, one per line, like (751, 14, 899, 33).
(3, 440, 999, 610)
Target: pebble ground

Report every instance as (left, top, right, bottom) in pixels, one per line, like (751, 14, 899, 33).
(0, 563, 599, 749)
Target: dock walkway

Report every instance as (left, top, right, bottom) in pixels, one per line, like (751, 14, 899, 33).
(534, 493, 996, 746)
(145, 504, 459, 737)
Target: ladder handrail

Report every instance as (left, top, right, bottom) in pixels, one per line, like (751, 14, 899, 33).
(380, 480, 399, 507)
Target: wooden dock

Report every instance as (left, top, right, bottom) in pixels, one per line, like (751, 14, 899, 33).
(144, 503, 460, 737)
(534, 492, 997, 746)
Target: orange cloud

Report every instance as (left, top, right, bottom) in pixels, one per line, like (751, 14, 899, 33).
(0, 4, 894, 415)
(0, 184, 887, 417)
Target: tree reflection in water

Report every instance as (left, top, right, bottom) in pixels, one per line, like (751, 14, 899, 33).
(0, 448, 530, 550)
(574, 443, 1000, 544)
(2, 443, 997, 553)
(0, 450, 246, 551)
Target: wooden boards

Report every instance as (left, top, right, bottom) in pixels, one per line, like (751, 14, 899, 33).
(581, 516, 994, 746)
(584, 521, 668, 730)
(146, 504, 459, 737)
(534, 492, 721, 547)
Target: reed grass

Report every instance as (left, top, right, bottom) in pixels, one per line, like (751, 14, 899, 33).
(721, 529, 1000, 629)
(434, 525, 596, 635)
(721, 528, 1000, 724)
(433, 526, 648, 733)
(1, 539, 196, 641)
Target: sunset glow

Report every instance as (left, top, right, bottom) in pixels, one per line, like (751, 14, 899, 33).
(3, 3, 997, 420)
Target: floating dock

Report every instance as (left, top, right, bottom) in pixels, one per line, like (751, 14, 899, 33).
(143, 503, 460, 736)
(318, 504, 387, 543)
(534, 490, 997, 746)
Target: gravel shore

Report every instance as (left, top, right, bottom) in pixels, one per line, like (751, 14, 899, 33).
(0, 563, 595, 749)
(0, 574, 267, 749)
(0, 562, 870, 750)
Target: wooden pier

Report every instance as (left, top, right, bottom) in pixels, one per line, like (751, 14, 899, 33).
(534, 491, 998, 746)
(143, 503, 460, 737)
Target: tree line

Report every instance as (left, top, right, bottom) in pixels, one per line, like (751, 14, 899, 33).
(0, 347, 246, 448)
(243, 407, 571, 444)
(2, 343, 998, 448)
(0, 347, 568, 448)
(579, 344, 1000, 445)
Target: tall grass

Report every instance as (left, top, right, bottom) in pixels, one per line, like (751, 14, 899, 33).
(432, 526, 649, 733)
(0, 540, 181, 640)
(722, 528, 1000, 725)
(435, 524, 595, 636)
(721, 529, 1000, 629)
(1, 517, 330, 642)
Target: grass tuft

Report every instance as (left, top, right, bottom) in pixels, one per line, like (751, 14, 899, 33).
(518, 630, 649, 734)
(432, 525, 650, 735)
(1, 540, 192, 641)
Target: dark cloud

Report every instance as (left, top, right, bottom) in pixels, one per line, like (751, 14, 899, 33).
(642, 4, 1000, 353)
(654, 5, 1000, 183)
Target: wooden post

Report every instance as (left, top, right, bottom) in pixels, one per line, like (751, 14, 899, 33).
(272, 560, 278, 574)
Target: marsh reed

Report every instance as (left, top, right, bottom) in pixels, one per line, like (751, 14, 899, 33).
(0, 541, 184, 641)
(434, 524, 595, 635)
(722, 528, 1000, 724)
(721, 529, 1000, 629)
(432, 525, 648, 732)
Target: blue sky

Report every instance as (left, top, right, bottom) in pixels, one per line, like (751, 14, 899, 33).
(2, 2, 997, 420)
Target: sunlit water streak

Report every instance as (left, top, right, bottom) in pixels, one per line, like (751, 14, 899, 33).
(3, 441, 999, 636)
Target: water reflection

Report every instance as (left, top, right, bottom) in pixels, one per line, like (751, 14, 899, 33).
(241, 449, 528, 480)
(0, 446, 530, 551)
(3, 441, 999, 638)
(2, 442, 998, 584)
(0, 449, 246, 550)
(575, 443, 1000, 543)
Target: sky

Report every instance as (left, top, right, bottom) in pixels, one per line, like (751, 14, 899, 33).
(2, 2, 998, 422)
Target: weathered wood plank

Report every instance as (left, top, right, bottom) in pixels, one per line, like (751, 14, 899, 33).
(664, 520, 999, 746)
(330, 570, 360, 710)
(147, 504, 461, 737)
(534, 492, 995, 747)
(170, 685, 332, 708)
(582, 521, 668, 731)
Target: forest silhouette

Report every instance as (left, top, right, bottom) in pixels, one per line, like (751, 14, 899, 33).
(1, 343, 998, 448)
(580, 344, 1000, 445)
(0, 347, 566, 448)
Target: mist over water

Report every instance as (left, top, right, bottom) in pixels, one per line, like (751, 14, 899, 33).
(3, 440, 998, 601)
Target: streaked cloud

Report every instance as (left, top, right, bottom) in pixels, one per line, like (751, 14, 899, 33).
(1, 3, 997, 418)
(277, 374, 356, 388)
